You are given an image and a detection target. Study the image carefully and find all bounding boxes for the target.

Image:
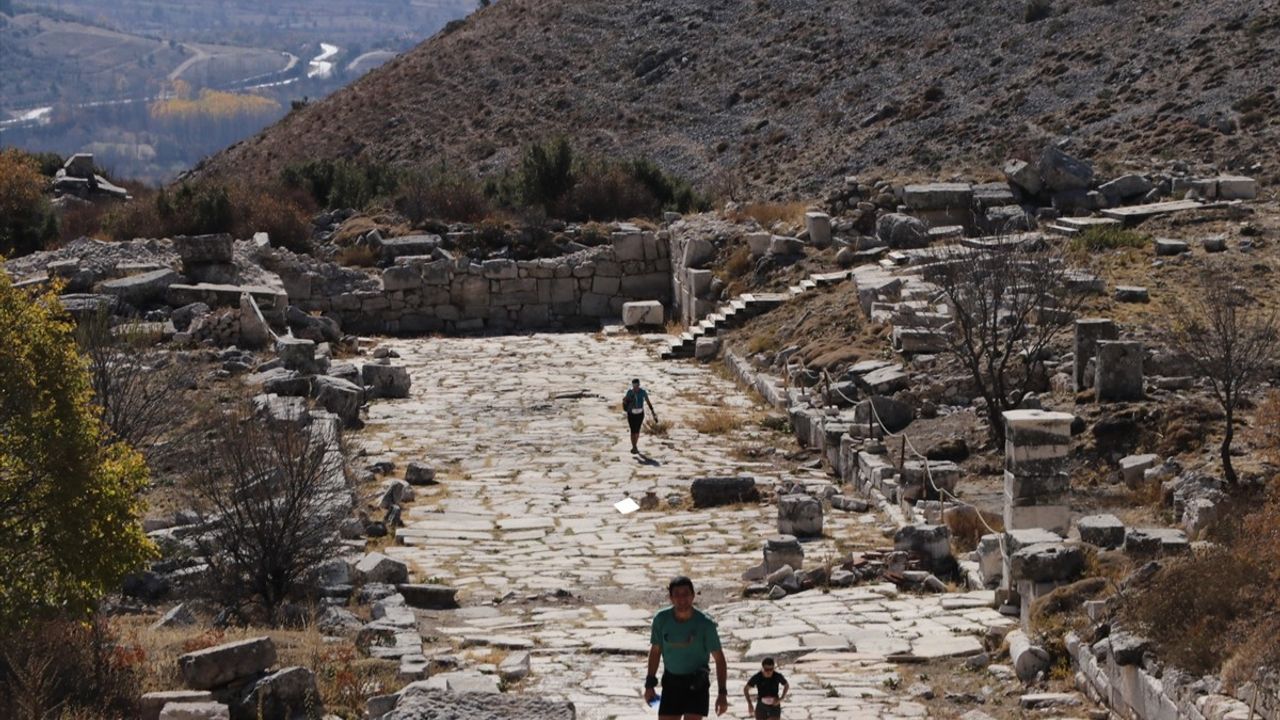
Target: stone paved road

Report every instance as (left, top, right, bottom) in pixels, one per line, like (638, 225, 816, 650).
(358, 332, 1016, 719)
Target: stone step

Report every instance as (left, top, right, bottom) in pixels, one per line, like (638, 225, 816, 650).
(799, 279, 817, 290)
(810, 270, 851, 285)
(1045, 224, 1080, 237)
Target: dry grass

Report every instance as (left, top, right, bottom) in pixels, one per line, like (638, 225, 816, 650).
(664, 318, 685, 335)
(335, 245, 379, 267)
(746, 331, 780, 354)
(689, 406, 744, 435)
(646, 417, 672, 436)
(728, 201, 808, 229)
(722, 245, 754, 279)
(114, 615, 400, 717)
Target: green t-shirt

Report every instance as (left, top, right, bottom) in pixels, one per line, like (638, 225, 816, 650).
(650, 607, 722, 675)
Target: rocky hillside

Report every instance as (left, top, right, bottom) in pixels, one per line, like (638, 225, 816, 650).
(192, 0, 1280, 198)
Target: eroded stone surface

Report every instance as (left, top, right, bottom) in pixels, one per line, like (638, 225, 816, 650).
(358, 334, 1021, 719)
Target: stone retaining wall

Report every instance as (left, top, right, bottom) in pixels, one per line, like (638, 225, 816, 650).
(284, 231, 671, 334)
(1067, 632, 1269, 720)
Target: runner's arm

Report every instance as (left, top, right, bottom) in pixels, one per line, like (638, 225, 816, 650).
(780, 678, 789, 701)
(646, 644, 661, 678)
(713, 649, 728, 697)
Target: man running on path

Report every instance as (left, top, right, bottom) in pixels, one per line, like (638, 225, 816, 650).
(623, 378, 657, 454)
(643, 575, 729, 718)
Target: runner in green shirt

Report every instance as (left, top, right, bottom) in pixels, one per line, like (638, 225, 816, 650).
(643, 576, 728, 718)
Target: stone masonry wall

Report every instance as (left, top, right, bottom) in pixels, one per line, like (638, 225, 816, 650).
(284, 230, 671, 334)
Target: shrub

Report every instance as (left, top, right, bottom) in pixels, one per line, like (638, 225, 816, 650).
(1121, 547, 1255, 674)
(0, 616, 143, 718)
(1025, 0, 1053, 22)
(186, 404, 349, 624)
(395, 165, 490, 224)
(0, 148, 59, 257)
(0, 274, 155, 628)
(282, 158, 399, 211)
(1070, 225, 1148, 252)
(518, 138, 576, 215)
(567, 159, 660, 220)
(103, 181, 313, 249)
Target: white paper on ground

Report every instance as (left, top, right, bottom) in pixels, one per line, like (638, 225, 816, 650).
(614, 497, 640, 514)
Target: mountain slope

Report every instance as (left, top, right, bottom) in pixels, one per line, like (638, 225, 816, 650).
(192, 0, 1280, 197)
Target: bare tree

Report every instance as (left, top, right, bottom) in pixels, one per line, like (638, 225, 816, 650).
(75, 309, 189, 458)
(1164, 269, 1279, 484)
(928, 239, 1090, 448)
(188, 406, 351, 623)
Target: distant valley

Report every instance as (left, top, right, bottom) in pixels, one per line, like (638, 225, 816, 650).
(0, 0, 477, 182)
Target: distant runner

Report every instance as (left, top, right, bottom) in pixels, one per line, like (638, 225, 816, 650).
(744, 657, 789, 719)
(623, 377, 657, 454)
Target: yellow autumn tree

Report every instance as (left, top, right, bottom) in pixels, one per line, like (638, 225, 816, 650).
(0, 148, 57, 257)
(0, 272, 155, 628)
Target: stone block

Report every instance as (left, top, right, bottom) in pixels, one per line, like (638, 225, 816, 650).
(769, 236, 806, 256)
(1003, 503, 1070, 535)
(1073, 318, 1118, 391)
(355, 553, 409, 584)
(178, 636, 277, 690)
(482, 259, 518, 280)
(1095, 340, 1144, 402)
(382, 266, 422, 292)
(876, 213, 929, 249)
(745, 232, 772, 257)
(1124, 527, 1189, 557)
(144, 691, 214, 720)
(226, 666, 318, 720)
(1009, 542, 1084, 583)
(174, 234, 234, 266)
(1114, 286, 1149, 303)
(894, 524, 951, 566)
(903, 183, 974, 210)
(379, 235, 440, 263)
(100, 268, 181, 304)
(1154, 238, 1189, 256)
(622, 300, 664, 328)
(312, 376, 363, 426)
(682, 237, 716, 268)
(1202, 236, 1227, 253)
(900, 460, 960, 495)
(1007, 629, 1051, 682)
(276, 336, 316, 372)
(977, 534, 1003, 586)
(763, 535, 804, 573)
(1078, 514, 1125, 549)
(1002, 409, 1074, 448)
(159, 702, 230, 720)
(1099, 174, 1154, 200)
(612, 231, 647, 261)
(805, 211, 832, 248)
(694, 336, 721, 361)
(398, 584, 459, 609)
(778, 494, 823, 538)
(1119, 454, 1158, 487)
(1215, 176, 1257, 201)
(1004, 158, 1042, 196)
(690, 476, 759, 508)
(1003, 471, 1069, 501)
(687, 268, 714, 297)
(362, 363, 411, 399)
(858, 365, 909, 395)
(1039, 146, 1093, 192)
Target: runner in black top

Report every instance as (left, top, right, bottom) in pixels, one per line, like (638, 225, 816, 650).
(744, 657, 789, 719)
(622, 378, 657, 454)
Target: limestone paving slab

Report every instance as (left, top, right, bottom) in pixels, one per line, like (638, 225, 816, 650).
(356, 334, 1023, 719)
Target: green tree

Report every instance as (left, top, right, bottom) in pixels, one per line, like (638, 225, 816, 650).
(519, 138, 575, 215)
(0, 274, 155, 628)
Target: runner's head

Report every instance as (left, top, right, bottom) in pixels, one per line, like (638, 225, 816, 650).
(761, 657, 775, 673)
(667, 575, 695, 609)
(632, 378, 641, 388)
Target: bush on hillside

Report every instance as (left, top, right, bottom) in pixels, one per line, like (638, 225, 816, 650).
(0, 148, 59, 258)
(103, 181, 312, 250)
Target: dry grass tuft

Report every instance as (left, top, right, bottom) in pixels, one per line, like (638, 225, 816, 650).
(730, 201, 808, 229)
(646, 417, 672, 436)
(722, 245, 754, 279)
(335, 245, 379, 267)
(689, 406, 743, 435)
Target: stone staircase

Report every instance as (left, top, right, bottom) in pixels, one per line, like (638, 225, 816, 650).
(661, 270, 850, 359)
